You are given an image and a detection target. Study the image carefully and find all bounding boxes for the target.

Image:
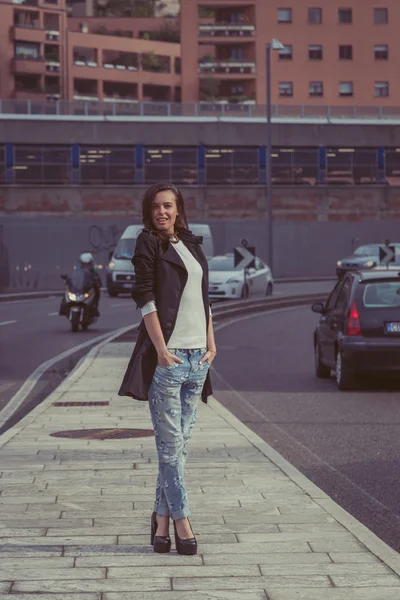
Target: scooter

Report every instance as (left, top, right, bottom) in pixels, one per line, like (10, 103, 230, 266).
(60, 271, 98, 332)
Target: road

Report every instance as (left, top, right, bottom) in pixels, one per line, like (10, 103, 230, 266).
(0, 280, 333, 425)
(0, 294, 141, 430)
(212, 305, 400, 552)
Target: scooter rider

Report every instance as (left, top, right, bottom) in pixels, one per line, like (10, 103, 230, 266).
(59, 252, 101, 317)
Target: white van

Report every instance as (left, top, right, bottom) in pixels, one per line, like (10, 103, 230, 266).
(106, 224, 213, 297)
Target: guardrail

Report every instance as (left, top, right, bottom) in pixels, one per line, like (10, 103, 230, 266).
(0, 99, 400, 122)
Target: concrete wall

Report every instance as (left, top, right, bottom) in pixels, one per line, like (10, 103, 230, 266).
(2, 210, 400, 292)
(2, 118, 400, 147)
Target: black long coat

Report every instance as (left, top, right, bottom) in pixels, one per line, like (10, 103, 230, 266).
(118, 228, 213, 403)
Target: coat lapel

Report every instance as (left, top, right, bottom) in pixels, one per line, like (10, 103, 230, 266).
(160, 242, 187, 270)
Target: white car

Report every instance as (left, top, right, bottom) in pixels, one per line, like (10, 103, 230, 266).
(208, 253, 273, 300)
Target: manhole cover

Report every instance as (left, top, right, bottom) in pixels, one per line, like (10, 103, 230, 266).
(54, 402, 109, 407)
(50, 428, 154, 440)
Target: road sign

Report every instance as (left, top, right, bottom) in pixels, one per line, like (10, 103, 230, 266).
(379, 245, 396, 266)
(234, 246, 255, 270)
(240, 238, 250, 248)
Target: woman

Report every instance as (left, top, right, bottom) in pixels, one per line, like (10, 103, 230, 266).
(119, 182, 217, 555)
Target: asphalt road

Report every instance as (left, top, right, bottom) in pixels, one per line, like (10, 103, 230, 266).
(0, 280, 333, 421)
(212, 305, 400, 552)
(0, 293, 141, 429)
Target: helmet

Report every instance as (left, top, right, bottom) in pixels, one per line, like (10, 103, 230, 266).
(79, 252, 95, 269)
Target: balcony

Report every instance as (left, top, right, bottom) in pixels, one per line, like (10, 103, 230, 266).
(13, 56, 47, 75)
(199, 58, 256, 75)
(198, 23, 255, 38)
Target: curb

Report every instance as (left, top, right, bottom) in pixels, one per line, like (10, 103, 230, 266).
(0, 322, 137, 451)
(208, 396, 400, 577)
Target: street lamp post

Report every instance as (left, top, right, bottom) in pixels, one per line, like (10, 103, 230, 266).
(266, 39, 284, 273)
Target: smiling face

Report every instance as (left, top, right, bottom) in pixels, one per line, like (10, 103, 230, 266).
(151, 190, 179, 237)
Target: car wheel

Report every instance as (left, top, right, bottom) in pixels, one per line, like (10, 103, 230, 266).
(241, 284, 249, 299)
(108, 291, 118, 298)
(335, 351, 354, 390)
(266, 282, 273, 296)
(315, 342, 330, 378)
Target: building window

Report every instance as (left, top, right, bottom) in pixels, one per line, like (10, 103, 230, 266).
(338, 8, 352, 23)
(279, 82, 293, 97)
(309, 81, 323, 97)
(309, 44, 323, 60)
(144, 147, 197, 185)
(13, 145, 71, 184)
(278, 8, 292, 23)
(375, 81, 389, 97)
(339, 45, 353, 60)
(278, 45, 293, 59)
(204, 147, 259, 185)
(308, 8, 322, 24)
(80, 146, 136, 184)
(339, 81, 353, 97)
(14, 42, 41, 60)
(374, 8, 388, 24)
(375, 44, 388, 60)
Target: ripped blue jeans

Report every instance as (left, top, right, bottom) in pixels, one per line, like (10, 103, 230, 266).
(148, 348, 210, 520)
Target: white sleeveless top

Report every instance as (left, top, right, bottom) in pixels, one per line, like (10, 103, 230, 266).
(141, 239, 209, 349)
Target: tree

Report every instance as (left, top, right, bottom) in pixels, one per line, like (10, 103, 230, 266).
(199, 78, 221, 101)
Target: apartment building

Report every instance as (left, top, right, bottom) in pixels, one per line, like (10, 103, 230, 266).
(182, 0, 400, 106)
(0, 0, 399, 105)
(0, 0, 68, 101)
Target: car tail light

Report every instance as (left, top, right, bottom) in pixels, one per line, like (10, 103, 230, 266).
(346, 301, 361, 336)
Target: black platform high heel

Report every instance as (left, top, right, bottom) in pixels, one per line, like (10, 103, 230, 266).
(151, 512, 171, 553)
(173, 518, 197, 555)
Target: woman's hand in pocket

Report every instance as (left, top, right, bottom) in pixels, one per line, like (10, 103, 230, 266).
(157, 350, 184, 368)
(199, 348, 217, 366)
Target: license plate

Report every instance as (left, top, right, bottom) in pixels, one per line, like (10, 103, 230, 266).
(123, 283, 133, 288)
(385, 322, 400, 333)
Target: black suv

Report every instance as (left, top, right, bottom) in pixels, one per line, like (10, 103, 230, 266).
(312, 269, 400, 390)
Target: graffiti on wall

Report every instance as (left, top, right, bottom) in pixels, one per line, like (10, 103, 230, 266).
(87, 224, 123, 259)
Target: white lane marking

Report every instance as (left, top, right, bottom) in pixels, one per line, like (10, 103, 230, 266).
(0, 322, 139, 430)
(0, 320, 17, 327)
(211, 306, 396, 518)
(0, 299, 31, 306)
(48, 312, 59, 316)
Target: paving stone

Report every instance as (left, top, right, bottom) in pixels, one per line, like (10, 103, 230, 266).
(309, 540, 366, 553)
(0, 584, 11, 593)
(0, 519, 93, 529)
(237, 532, 353, 543)
(0, 567, 105, 580)
(331, 574, 400, 587)
(76, 555, 204, 567)
(267, 590, 400, 600)
(260, 563, 392, 576)
(13, 578, 171, 593)
(328, 552, 380, 564)
(172, 575, 330, 590)
(0, 545, 63, 556)
(109, 565, 260, 579)
(0, 528, 47, 537)
(0, 595, 100, 600)
(104, 593, 267, 600)
(0, 496, 56, 504)
(203, 553, 331, 566)
(196, 542, 310, 554)
(0, 557, 74, 569)
(0, 536, 117, 546)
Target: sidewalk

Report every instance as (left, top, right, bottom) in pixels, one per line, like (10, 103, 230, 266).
(0, 340, 399, 600)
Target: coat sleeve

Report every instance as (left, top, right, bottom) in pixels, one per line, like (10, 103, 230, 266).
(131, 232, 158, 309)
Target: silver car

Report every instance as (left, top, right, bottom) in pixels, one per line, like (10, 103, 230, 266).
(208, 253, 273, 300)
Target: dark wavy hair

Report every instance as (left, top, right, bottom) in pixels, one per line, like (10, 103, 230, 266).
(141, 182, 188, 241)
